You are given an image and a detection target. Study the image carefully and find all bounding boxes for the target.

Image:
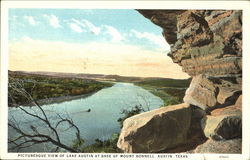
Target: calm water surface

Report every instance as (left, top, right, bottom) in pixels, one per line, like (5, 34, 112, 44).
(8, 83, 163, 152)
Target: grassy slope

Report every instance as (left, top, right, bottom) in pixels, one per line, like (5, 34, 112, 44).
(8, 71, 113, 106)
(135, 78, 191, 106)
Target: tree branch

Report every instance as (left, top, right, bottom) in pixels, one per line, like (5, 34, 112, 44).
(8, 78, 83, 152)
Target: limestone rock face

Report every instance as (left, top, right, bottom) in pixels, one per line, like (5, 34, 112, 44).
(171, 10, 242, 77)
(138, 10, 186, 45)
(117, 103, 192, 153)
(139, 10, 242, 76)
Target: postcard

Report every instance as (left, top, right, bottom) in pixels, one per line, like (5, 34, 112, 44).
(1, 1, 250, 160)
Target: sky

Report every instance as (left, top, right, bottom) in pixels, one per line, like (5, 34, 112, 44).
(9, 9, 189, 79)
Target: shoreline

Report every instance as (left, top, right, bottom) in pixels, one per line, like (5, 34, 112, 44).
(10, 91, 96, 108)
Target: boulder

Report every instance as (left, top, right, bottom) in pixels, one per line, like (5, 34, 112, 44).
(184, 75, 218, 110)
(201, 102, 242, 140)
(217, 87, 241, 104)
(211, 101, 242, 116)
(201, 114, 241, 140)
(194, 138, 242, 153)
(184, 75, 241, 110)
(117, 103, 193, 153)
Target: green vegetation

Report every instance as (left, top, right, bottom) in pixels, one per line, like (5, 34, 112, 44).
(81, 133, 122, 153)
(71, 138, 85, 151)
(135, 78, 191, 106)
(135, 78, 191, 88)
(117, 105, 144, 128)
(8, 71, 113, 106)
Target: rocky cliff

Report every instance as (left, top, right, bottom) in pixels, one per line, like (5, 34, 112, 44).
(117, 10, 242, 153)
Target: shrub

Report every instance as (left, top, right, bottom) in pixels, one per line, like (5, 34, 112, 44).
(117, 105, 144, 128)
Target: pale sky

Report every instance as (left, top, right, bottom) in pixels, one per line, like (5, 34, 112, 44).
(9, 9, 189, 79)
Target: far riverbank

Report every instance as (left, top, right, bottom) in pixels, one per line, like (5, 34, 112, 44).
(12, 91, 97, 107)
(8, 71, 113, 107)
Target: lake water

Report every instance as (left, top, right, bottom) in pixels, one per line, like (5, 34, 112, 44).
(8, 83, 164, 152)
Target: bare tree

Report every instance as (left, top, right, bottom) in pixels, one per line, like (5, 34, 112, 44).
(8, 78, 84, 152)
(136, 92, 152, 112)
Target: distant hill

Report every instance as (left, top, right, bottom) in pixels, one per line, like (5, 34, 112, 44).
(9, 70, 190, 83)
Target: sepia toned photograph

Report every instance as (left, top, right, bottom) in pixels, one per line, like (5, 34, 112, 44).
(1, 1, 249, 160)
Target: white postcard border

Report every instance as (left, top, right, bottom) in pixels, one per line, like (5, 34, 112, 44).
(1, 1, 250, 160)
